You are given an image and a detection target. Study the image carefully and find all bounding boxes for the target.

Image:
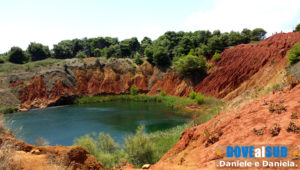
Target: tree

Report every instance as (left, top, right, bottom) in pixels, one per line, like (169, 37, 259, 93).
(144, 46, 154, 64)
(287, 42, 300, 65)
(173, 55, 207, 76)
(153, 46, 170, 67)
(251, 28, 267, 41)
(120, 37, 140, 58)
(134, 52, 143, 65)
(174, 35, 193, 56)
(8, 47, 28, 64)
(53, 40, 74, 59)
(207, 36, 225, 56)
(294, 24, 300, 32)
(106, 44, 121, 58)
(27, 42, 51, 61)
(140, 37, 152, 55)
(75, 51, 87, 58)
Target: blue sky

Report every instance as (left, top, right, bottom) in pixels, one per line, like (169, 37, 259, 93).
(0, 0, 299, 53)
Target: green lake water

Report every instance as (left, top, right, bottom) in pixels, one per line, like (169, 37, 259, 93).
(4, 102, 187, 146)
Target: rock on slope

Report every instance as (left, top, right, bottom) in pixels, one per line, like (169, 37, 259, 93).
(145, 84, 300, 170)
(0, 131, 104, 170)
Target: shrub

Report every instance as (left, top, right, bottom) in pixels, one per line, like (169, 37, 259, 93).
(124, 126, 156, 167)
(0, 58, 4, 64)
(75, 51, 87, 58)
(130, 86, 138, 95)
(74, 132, 122, 169)
(134, 52, 143, 65)
(0, 107, 18, 114)
(173, 55, 207, 76)
(160, 90, 166, 96)
(95, 58, 101, 67)
(213, 52, 221, 62)
(287, 42, 300, 65)
(189, 90, 196, 99)
(27, 42, 51, 61)
(195, 93, 205, 104)
(8, 47, 29, 64)
(294, 23, 300, 32)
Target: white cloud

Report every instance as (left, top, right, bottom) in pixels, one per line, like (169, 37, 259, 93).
(184, 0, 300, 35)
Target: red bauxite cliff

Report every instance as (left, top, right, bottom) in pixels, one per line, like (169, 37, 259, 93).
(195, 32, 300, 98)
(7, 32, 300, 110)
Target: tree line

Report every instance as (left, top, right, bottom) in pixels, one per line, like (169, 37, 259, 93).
(0, 28, 267, 66)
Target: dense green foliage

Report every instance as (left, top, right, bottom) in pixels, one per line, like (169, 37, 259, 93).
(75, 51, 87, 58)
(160, 90, 167, 96)
(27, 43, 51, 61)
(195, 93, 205, 104)
(213, 52, 221, 62)
(287, 42, 300, 65)
(0, 106, 18, 114)
(173, 55, 207, 76)
(124, 126, 156, 167)
(74, 124, 188, 169)
(189, 90, 196, 99)
(130, 86, 139, 95)
(8, 47, 28, 64)
(293, 24, 300, 32)
(0, 28, 267, 68)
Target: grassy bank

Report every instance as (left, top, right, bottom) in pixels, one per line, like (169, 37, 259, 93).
(0, 106, 18, 114)
(75, 94, 221, 118)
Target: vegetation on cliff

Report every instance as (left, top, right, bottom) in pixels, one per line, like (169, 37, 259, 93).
(287, 42, 300, 65)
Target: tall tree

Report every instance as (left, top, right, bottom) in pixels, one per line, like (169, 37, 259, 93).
(27, 42, 51, 61)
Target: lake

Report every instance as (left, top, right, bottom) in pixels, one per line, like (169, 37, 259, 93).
(4, 102, 187, 146)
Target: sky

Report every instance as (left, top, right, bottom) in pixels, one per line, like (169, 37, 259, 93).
(0, 0, 299, 53)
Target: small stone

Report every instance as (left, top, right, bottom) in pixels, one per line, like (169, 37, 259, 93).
(30, 149, 41, 155)
(142, 164, 151, 169)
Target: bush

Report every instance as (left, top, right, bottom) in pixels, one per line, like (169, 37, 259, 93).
(74, 132, 122, 169)
(173, 55, 207, 76)
(27, 42, 51, 61)
(160, 90, 167, 96)
(294, 23, 300, 32)
(75, 51, 87, 58)
(195, 93, 205, 104)
(0, 58, 5, 64)
(189, 90, 196, 99)
(130, 86, 138, 95)
(8, 47, 28, 64)
(124, 126, 156, 167)
(287, 42, 300, 65)
(0, 107, 18, 114)
(95, 58, 101, 67)
(213, 52, 221, 62)
(134, 52, 143, 65)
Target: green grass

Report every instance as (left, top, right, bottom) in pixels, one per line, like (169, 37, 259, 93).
(0, 58, 62, 73)
(75, 94, 199, 117)
(0, 106, 18, 114)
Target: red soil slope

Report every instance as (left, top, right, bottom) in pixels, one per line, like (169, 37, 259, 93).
(195, 32, 300, 99)
(145, 84, 300, 170)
